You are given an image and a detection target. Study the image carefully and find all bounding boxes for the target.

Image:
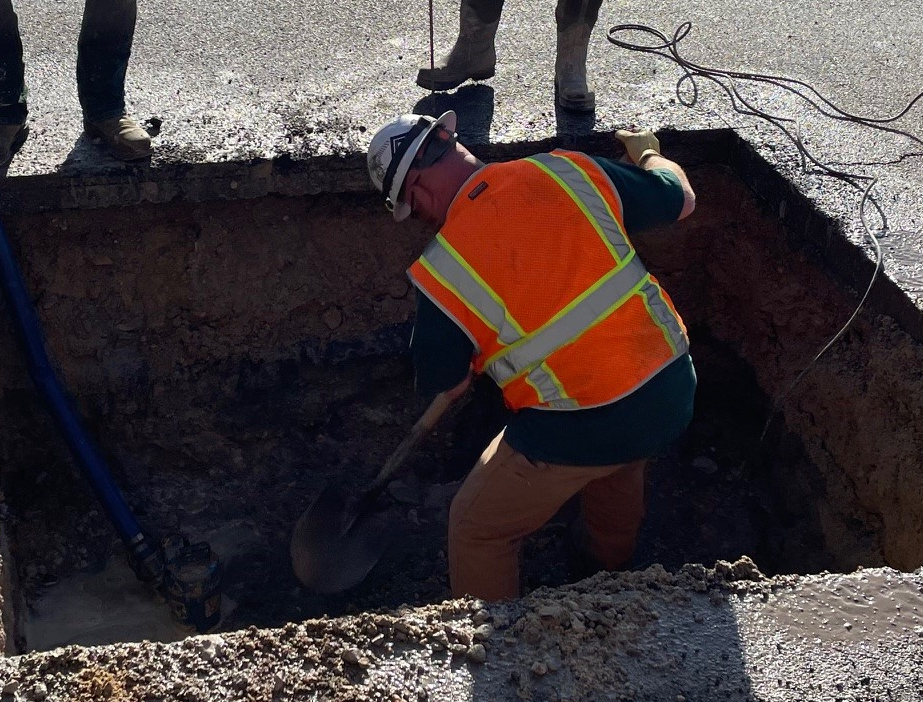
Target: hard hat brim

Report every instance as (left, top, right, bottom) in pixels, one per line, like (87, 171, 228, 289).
(391, 110, 457, 221)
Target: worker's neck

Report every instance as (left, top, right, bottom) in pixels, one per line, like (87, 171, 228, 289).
(443, 149, 483, 192)
(417, 148, 485, 229)
(439, 151, 482, 209)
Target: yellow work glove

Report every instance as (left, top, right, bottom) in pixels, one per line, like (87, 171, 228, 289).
(616, 128, 661, 166)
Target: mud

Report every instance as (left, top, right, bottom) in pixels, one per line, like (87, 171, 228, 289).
(1, 165, 923, 656)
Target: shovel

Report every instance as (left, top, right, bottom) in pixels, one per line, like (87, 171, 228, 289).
(290, 391, 454, 593)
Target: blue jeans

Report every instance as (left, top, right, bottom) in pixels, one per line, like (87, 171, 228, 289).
(0, 0, 137, 125)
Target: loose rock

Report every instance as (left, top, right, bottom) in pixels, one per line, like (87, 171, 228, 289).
(2, 681, 19, 695)
(466, 644, 487, 664)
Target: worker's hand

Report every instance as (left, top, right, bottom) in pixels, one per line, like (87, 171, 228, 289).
(444, 371, 473, 403)
(616, 128, 661, 166)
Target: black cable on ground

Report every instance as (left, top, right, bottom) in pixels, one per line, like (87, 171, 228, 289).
(607, 22, 922, 450)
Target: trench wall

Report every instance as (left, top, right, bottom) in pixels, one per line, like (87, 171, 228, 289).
(0, 192, 433, 654)
(637, 164, 923, 572)
(0, 194, 430, 390)
(0, 139, 922, 649)
(0, 524, 14, 655)
(0, 193, 436, 495)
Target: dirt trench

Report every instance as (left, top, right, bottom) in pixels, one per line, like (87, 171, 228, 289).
(0, 164, 921, 652)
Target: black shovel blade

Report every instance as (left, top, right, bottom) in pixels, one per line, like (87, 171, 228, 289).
(290, 485, 396, 594)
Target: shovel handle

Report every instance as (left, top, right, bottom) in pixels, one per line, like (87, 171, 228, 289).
(362, 390, 455, 501)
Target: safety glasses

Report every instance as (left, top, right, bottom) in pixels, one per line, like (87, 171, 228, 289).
(384, 125, 458, 213)
(415, 126, 457, 169)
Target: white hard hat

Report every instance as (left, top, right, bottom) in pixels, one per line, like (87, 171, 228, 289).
(367, 110, 457, 221)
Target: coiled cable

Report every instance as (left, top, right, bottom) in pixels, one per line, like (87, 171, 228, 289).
(607, 22, 922, 446)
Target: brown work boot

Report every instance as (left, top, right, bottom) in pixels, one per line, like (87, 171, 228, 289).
(84, 114, 152, 160)
(0, 122, 29, 168)
(416, 1, 500, 91)
(555, 22, 595, 112)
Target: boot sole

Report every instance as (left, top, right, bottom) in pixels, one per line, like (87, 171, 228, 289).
(416, 69, 496, 92)
(557, 96, 596, 113)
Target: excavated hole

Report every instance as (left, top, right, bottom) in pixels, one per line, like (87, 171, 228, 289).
(1, 163, 921, 653)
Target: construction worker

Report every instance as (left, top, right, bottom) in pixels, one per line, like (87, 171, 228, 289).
(366, 111, 697, 600)
(416, 0, 603, 112)
(0, 0, 152, 168)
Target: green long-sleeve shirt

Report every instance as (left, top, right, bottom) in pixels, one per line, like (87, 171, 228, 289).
(409, 156, 696, 465)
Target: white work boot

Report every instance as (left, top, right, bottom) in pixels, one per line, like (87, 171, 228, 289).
(84, 113, 153, 161)
(416, 1, 500, 91)
(555, 22, 595, 112)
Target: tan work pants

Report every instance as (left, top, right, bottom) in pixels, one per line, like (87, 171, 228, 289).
(448, 431, 647, 601)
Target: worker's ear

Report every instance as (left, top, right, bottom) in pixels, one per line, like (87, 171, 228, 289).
(402, 166, 421, 191)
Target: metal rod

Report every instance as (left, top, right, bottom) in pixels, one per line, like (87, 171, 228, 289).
(428, 0, 435, 72)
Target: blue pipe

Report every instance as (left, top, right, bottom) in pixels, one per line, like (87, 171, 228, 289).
(0, 219, 163, 583)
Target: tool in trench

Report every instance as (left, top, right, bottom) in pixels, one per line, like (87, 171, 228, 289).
(162, 536, 223, 632)
(290, 391, 454, 593)
(0, 218, 222, 634)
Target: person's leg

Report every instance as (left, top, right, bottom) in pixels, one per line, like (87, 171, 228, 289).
(78, 0, 150, 159)
(0, 0, 28, 166)
(554, 0, 603, 111)
(555, 0, 603, 30)
(0, 0, 26, 125)
(416, 0, 504, 91)
(449, 432, 620, 601)
(77, 0, 136, 121)
(579, 459, 647, 570)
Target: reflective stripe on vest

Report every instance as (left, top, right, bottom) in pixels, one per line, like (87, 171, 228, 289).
(417, 235, 524, 346)
(526, 363, 578, 409)
(526, 153, 631, 263)
(487, 256, 649, 385)
(421, 235, 688, 388)
(639, 275, 688, 357)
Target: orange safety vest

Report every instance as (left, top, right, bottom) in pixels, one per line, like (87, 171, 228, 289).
(407, 149, 689, 411)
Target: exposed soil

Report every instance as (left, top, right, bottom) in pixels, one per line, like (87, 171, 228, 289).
(4, 343, 819, 652)
(2, 164, 923, 657)
(2, 563, 770, 702)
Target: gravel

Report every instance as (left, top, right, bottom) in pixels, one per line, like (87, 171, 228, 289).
(1, 559, 922, 701)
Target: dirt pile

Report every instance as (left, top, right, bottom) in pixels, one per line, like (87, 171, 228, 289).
(0, 558, 777, 702)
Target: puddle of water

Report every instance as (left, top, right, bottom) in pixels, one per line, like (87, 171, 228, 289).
(754, 570, 923, 643)
(23, 555, 190, 651)
(21, 521, 260, 651)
